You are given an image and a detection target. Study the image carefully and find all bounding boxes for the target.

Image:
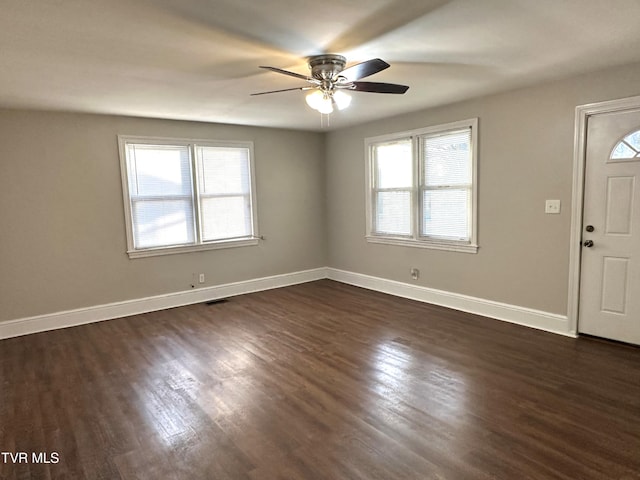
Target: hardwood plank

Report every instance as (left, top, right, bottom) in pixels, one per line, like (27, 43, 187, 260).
(1, 280, 639, 479)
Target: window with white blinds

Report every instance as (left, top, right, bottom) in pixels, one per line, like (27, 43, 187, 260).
(366, 119, 478, 253)
(372, 139, 413, 236)
(119, 136, 258, 258)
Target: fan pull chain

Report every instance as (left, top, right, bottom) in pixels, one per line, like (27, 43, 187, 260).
(320, 112, 331, 128)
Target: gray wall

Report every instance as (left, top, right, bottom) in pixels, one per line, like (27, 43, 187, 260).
(0, 111, 326, 322)
(3, 61, 640, 324)
(325, 62, 640, 315)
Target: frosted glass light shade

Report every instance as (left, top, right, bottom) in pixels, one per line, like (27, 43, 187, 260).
(305, 90, 324, 110)
(305, 90, 337, 114)
(317, 97, 333, 114)
(333, 90, 352, 110)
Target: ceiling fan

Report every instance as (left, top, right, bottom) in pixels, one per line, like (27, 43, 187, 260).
(251, 54, 409, 114)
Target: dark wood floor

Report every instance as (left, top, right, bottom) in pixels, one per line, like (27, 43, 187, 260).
(1, 280, 639, 479)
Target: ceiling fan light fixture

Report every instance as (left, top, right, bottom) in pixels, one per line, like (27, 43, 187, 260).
(316, 96, 334, 114)
(254, 55, 407, 118)
(333, 90, 352, 110)
(305, 90, 334, 114)
(305, 90, 324, 110)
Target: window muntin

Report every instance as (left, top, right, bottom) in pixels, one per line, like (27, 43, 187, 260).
(119, 136, 258, 258)
(366, 119, 478, 253)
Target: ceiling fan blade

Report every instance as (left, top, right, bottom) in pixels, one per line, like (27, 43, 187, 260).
(250, 86, 312, 96)
(352, 81, 409, 94)
(340, 58, 390, 81)
(259, 65, 311, 81)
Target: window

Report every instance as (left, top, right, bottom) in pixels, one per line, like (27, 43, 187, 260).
(118, 136, 258, 258)
(365, 119, 478, 253)
(611, 129, 640, 160)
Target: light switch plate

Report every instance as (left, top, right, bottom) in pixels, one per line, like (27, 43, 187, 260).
(545, 199, 561, 214)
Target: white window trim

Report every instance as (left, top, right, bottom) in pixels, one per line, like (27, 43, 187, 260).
(118, 135, 259, 259)
(365, 118, 479, 254)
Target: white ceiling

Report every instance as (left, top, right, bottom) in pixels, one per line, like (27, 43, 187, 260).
(2, 0, 640, 131)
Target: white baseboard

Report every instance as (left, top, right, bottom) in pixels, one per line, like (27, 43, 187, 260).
(0, 267, 327, 340)
(0, 266, 574, 341)
(327, 268, 574, 337)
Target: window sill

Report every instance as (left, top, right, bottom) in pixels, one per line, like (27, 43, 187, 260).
(127, 237, 260, 259)
(366, 235, 478, 254)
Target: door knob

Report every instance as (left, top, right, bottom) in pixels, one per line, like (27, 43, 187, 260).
(583, 240, 594, 247)
(585, 225, 594, 232)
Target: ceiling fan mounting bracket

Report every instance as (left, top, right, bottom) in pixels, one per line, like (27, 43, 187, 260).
(308, 54, 346, 81)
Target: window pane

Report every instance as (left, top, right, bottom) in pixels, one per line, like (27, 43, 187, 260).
(423, 129, 471, 186)
(623, 131, 640, 150)
(201, 196, 251, 241)
(127, 145, 192, 196)
(421, 189, 469, 240)
(132, 199, 194, 248)
(374, 140, 412, 188)
(197, 146, 250, 194)
(375, 191, 411, 235)
(197, 145, 253, 242)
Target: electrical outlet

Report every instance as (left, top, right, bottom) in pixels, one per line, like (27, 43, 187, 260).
(199, 273, 205, 284)
(410, 268, 420, 280)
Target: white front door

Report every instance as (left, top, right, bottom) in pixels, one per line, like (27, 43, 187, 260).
(579, 109, 640, 345)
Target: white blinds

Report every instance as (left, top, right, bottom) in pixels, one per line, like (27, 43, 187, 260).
(197, 146, 252, 241)
(372, 139, 412, 235)
(376, 191, 411, 235)
(423, 130, 471, 186)
(421, 189, 470, 240)
(123, 141, 254, 252)
(421, 128, 472, 241)
(126, 144, 195, 249)
(369, 127, 473, 243)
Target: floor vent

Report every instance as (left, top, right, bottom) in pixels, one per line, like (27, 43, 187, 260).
(205, 298, 228, 306)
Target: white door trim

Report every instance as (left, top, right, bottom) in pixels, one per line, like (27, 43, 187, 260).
(569, 94, 640, 335)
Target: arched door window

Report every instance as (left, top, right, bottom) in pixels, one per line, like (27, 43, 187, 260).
(611, 130, 640, 160)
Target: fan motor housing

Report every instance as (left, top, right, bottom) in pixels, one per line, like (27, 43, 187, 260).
(308, 54, 346, 80)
